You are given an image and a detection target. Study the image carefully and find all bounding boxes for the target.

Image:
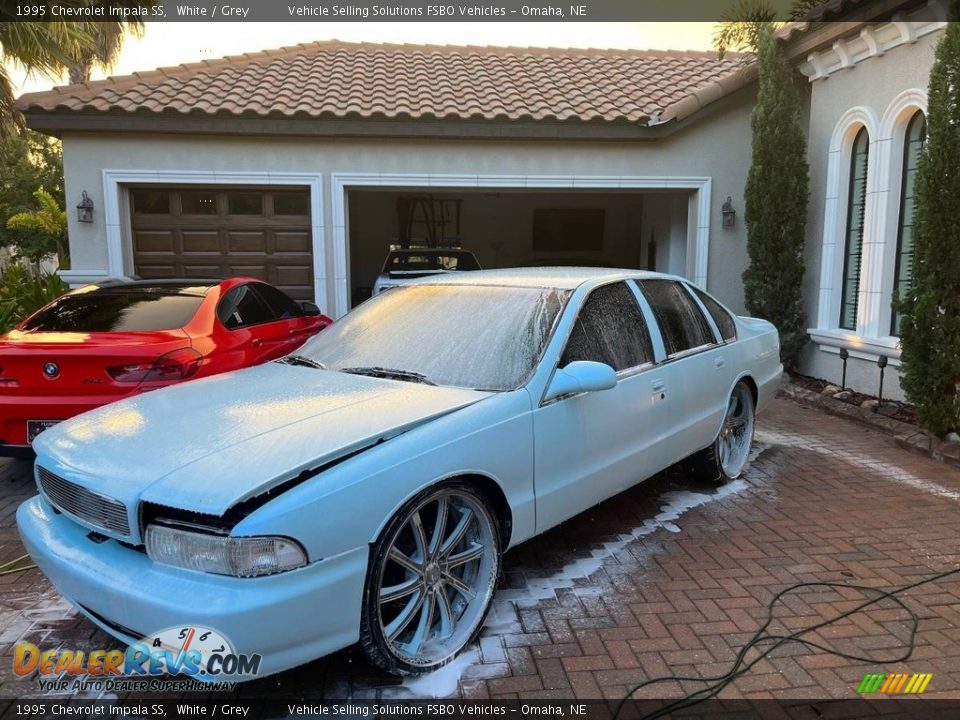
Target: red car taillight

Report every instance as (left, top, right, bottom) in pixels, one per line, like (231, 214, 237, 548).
(107, 348, 203, 384)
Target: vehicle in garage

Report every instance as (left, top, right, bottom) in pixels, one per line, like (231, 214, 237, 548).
(17, 268, 781, 678)
(372, 249, 481, 295)
(0, 278, 331, 456)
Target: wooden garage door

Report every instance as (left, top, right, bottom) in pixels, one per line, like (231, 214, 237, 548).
(130, 187, 314, 301)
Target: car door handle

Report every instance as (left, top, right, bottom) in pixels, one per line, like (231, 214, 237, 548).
(651, 379, 666, 392)
(251, 338, 263, 347)
(714, 357, 726, 369)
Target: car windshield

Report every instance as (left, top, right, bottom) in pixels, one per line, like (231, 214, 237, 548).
(386, 252, 480, 272)
(297, 284, 569, 391)
(21, 292, 204, 332)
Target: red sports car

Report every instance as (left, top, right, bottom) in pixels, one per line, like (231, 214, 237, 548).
(0, 277, 332, 456)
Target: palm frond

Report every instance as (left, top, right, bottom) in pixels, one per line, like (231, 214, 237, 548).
(714, 0, 779, 58)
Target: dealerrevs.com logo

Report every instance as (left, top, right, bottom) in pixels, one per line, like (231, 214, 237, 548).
(14, 625, 262, 692)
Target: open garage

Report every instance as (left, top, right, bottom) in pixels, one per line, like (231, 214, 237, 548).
(346, 187, 699, 308)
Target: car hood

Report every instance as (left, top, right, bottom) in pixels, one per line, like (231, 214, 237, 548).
(34, 363, 489, 517)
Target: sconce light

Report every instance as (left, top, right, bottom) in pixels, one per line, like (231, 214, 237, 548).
(721, 196, 736, 229)
(76, 191, 94, 223)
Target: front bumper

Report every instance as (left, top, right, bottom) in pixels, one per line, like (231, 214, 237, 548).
(16, 496, 367, 679)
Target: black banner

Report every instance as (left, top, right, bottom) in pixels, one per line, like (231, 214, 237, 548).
(2, 0, 951, 22)
(3, 699, 960, 720)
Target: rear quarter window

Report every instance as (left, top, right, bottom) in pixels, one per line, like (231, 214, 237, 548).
(692, 287, 737, 342)
(252, 284, 302, 319)
(22, 293, 203, 332)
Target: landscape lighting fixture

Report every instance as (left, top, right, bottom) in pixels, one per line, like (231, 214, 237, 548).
(877, 354, 888, 408)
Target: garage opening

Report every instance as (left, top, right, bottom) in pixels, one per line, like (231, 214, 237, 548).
(347, 189, 693, 307)
(128, 186, 315, 301)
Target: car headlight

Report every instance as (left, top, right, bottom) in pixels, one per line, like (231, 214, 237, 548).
(145, 524, 307, 578)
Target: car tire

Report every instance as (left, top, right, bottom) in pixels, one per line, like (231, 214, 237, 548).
(359, 481, 501, 675)
(688, 380, 756, 484)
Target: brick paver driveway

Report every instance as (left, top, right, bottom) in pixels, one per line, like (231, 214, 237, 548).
(1, 395, 959, 702)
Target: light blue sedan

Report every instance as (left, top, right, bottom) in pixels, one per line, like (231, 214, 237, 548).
(17, 268, 781, 677)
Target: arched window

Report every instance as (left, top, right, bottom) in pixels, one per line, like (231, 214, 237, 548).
(890, 111, 926, 335)
(839, 127, 870, 330)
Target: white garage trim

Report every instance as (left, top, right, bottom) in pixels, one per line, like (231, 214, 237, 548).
(90, 170, 326, 301)
(330, 173, 713, 318)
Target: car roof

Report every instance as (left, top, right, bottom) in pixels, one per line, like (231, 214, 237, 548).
(411, 267, 683, 290)
(388, 249, 476, 255)
(79, 279, 220, 296)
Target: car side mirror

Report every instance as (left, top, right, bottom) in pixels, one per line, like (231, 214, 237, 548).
(543, 361, 617, 402)
(300, 301, 323, 316)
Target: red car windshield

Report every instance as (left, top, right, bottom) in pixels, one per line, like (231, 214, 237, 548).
(21, 291, 204, 333)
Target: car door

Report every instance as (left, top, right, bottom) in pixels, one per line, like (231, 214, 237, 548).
(214, 283, 290, 367)
(249, 283, 317, 357)
(532, 281, 662, 534)
(634, 279, 733, 463)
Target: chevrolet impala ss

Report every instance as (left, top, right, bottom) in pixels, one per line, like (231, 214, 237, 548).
(17, 269, 782, 677)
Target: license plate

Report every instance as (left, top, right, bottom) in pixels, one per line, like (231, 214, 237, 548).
(28, 420, 60, 443)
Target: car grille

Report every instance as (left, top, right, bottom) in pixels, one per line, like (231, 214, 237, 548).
(37, 466, 131, 536)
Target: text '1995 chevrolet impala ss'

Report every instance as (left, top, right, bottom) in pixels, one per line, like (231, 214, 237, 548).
(17, 268, 782, 677)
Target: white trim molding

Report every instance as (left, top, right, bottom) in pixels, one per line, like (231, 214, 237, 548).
(330, 173, 713, 318)
(98, 170, 326, 301)
(810, 90, 928, 363)
(808, 328, 902, 366)
(815, 106, 880, 332)
(799, 8, 946, 82)
(58, 269, 112, 287)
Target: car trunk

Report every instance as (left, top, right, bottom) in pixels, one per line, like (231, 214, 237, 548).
(0, 331, 191, 396)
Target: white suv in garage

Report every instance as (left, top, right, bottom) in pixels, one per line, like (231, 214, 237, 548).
(372, 249, 482, 295)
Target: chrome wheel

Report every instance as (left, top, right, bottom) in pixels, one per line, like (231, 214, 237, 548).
(718, 382, 755, 479)
(375, 488, 498, 669)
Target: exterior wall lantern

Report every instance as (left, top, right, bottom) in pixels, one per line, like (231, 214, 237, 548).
(721, 196, 736, 229)
(76, 191, 94, 223)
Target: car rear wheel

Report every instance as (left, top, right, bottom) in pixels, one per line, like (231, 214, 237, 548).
(689, 381, 755, 483)
(360, 482, 501, 675)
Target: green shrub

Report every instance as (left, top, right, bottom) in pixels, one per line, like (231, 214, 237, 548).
(742, 26, 810, 371)
(5, 189, 69, 269)
(896, 11, 960, 436)
(0, 264, 68, 334)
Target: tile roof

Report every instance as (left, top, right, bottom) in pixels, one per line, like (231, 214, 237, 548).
(17, 40, 746, 127)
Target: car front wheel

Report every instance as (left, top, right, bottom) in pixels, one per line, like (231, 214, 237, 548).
(360, 482, 501, 674)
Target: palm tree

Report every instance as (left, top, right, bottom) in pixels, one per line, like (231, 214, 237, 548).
(0, 3, 159, 136)
(714, 0, 826, 58)
(68, 17, 154, 84)
(0, 18, 92, 136)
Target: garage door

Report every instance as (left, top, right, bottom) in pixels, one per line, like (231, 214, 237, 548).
(129, 187, 314, 301)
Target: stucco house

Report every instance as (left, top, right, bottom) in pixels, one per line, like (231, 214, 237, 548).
(15, 0, 949, 401)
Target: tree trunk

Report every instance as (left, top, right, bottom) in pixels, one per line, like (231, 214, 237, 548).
(68, 59, 92, 85)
